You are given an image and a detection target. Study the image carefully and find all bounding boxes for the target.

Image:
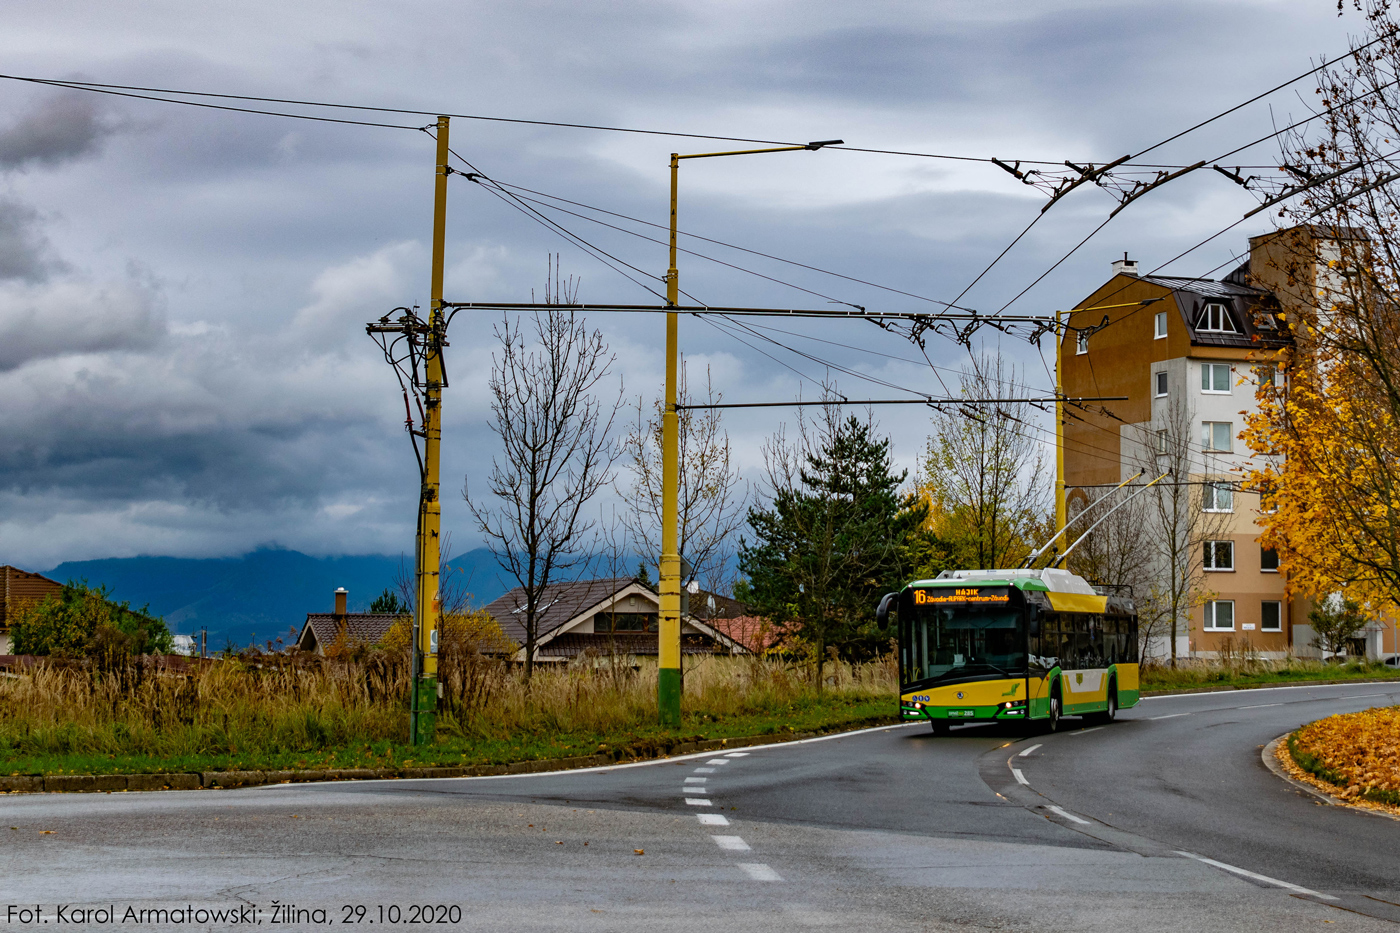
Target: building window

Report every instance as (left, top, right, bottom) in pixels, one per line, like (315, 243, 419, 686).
(1202, 421, 1233, 452)
(1260, 546, 1279, 572)
(1255, 364, 1277, 389)
(1156, 428, 1168, 454)
(1203, 600, 1235, 630)
(596, 612, 658, 633)
(1201, 362, 1231, 393)
(1155, 371, 1168, 397)
(1261, 601, 1283, 632)
(1076, 331, 1088, 355)
(1204, 540, 1235, 570)
(1203, 483, 1234, 512)
(1155, 310, 1168, 339)
(1197, 302, 1237, 333)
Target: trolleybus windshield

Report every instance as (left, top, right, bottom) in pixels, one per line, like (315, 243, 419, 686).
(902, 588, 1027, 687)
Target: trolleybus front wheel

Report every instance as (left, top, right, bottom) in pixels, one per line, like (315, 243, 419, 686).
(1044, 691, 1062, 734)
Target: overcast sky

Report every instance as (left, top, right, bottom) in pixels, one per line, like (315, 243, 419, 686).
(0, 0, 1358, 570)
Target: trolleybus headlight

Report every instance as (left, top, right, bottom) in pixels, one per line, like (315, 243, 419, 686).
(914, 702, 924, 709)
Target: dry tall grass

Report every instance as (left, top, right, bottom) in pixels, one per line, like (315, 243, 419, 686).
(0, 650, 897, 762)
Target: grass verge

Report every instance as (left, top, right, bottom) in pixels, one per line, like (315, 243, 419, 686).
(1, 653, 897, 777)
(1141, 659, 1400, 694)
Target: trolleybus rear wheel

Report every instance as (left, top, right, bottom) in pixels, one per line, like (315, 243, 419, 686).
(1089, 682, 1118, 724)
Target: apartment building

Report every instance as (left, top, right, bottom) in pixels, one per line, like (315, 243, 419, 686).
(1059, 227, 1395, 660)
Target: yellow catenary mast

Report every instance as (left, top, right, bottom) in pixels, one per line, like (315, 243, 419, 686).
(659, 140, 841, 726)
(413, 115, 450, 745)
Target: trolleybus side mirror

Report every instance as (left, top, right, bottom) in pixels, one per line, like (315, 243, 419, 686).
(876, 592, 897, 628)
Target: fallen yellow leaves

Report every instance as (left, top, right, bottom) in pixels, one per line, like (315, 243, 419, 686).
(1288, 705, 1400, 810)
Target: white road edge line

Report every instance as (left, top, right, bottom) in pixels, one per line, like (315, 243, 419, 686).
(737, 863, 782, 881)
(270, 721, 923, 789)
(1047, 805, 1090, 825)
(1141, 682, 1400, 700)
(1238, 703, 1282, 709)
(711, 835, 750, 851)
(697, 814, 729, 826)
(1337, 694, 1386, 699)
(685, 798, 712, 806)
(1018, 744, 1042, 758)
(1011, 768, 1030, 786)
(1150, 712, 1191, 720)
(1176, 851, 1337, 900)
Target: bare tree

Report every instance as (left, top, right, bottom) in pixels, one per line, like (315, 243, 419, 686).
(1133, 397, 1231, 666)
(923, 353, 1049, 570)
(466, 306, 622, 679)
(619, 361, 747, 596)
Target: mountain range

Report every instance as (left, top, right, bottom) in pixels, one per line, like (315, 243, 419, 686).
(42, 547, 513, 650)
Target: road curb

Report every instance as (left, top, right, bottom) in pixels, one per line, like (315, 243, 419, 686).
(1261, 733, 1400, 823)
(0, 717, 899, 795)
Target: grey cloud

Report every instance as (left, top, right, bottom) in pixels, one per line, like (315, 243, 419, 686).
(0, 199, 57, 281)
(0, 276, 166, 370)
(0, 91, 120, 170)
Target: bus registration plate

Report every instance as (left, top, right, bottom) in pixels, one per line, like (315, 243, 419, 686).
(948, 709, 975, 718)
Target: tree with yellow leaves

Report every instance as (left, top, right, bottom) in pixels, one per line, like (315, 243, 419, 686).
(1241, 1, 1400, 613)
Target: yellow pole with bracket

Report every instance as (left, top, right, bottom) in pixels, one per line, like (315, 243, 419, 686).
(414, 114, 449, 745)
(1055, 307, 1066, 539)
(657, 140, 840, 725)
(658, 153, 682, 727)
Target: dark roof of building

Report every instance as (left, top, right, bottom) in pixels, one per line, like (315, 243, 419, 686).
(299, 613, 401, 652)
(1140, 268, 1286, 350)
(483, 578, 643, 644)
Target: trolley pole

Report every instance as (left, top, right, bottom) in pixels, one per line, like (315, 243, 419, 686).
(412, 115, 450, 746)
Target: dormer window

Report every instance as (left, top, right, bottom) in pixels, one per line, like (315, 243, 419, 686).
(1196, 302, 1237, 333)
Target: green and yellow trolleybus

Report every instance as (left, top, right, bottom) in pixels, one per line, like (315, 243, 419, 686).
(878, 567, 1139, 733)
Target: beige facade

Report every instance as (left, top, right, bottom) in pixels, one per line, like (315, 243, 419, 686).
(1061, 246, 1302, 660)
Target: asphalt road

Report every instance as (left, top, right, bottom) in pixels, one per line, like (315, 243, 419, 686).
(3, 682, 1398, 932)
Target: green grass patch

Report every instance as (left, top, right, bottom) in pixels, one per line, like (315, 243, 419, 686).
(1141, 659, 1400, 694)
(2, 692, 895, 777)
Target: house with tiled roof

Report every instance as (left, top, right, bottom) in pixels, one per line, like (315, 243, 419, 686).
(295, 587, 401, 654)
(0, 566, 63, 655)
(482, 577, 748, 664)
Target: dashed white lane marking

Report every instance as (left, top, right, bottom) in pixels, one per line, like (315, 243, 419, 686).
(1150, 712, 1191, 720)
(1019, 744, 1042, 758)
(1239, 703, 1282, 709)
(1047, 805, 1090, 825)
(1071, 726, 1103, 735)
(711, 835, 751, 851)
(725, 752, 750, 758)
(697, 814, 729, 826)
(682, 787, 709, 794)
(685, 777, 707, 784)
(1012, 768, 1030, 786)
(693, 767, 716, 773)
(706, 760, 731, 765)
(737, 863, 782, 881)
(1176, 851, 1337, 900)
(685, 798, 713, 807)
